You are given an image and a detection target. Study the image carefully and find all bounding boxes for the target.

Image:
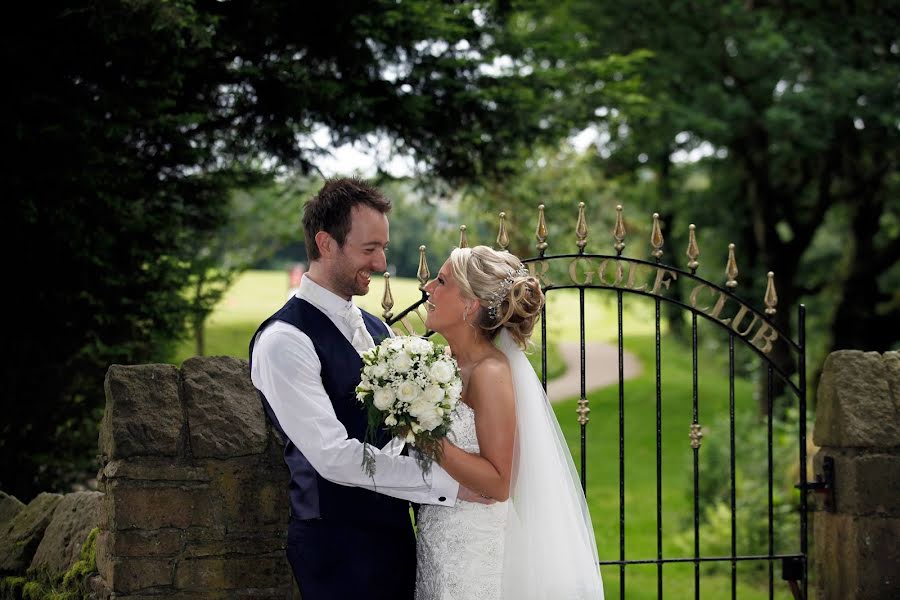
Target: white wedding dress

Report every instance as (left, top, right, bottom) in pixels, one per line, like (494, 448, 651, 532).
(415, 401, 509, 599)
(415, 330, 604, 600)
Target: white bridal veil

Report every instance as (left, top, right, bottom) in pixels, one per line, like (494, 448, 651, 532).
(497, 328, 604, 599)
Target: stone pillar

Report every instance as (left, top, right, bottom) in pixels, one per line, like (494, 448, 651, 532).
(813, 350, 900, 600)
(95, 356, 294, 598)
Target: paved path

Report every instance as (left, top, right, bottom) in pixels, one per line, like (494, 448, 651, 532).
(546, 341, 642, 403)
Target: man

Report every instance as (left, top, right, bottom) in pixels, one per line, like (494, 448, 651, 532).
(249, 178, 474, 599)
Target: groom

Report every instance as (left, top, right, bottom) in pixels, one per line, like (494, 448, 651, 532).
(249, 178, 472, 600)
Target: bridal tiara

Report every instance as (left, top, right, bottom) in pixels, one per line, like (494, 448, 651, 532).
(486, 265, 530, 321)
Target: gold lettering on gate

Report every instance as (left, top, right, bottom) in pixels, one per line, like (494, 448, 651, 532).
(689, 284, 717, 311)
(528, 261, 553, 287)
(750, 322, 780, 354)
(596, 259, 624, 287)
(720, 304, 760, 336)
(625, 262, 649, 292)
(651, 268, 678, 295)
(524, 256, 782, 356)
(568, 258, 595, 285)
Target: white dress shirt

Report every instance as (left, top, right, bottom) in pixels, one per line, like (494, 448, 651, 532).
(251, 275, 458, 506)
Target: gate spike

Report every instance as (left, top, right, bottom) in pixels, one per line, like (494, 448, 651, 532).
(458, 225, 469, 249)
(381, 273, 395, 321)
(535, 204, 549, 256)
(765, 272, 778, 315)
(497, 212, 510, 252)
(725, 243, 739, 289)
(686, 224, 700, 272)
(613, 204, 626, 255)
(650, 213, 664, 260)
(575, 202, 588, 253)
(416, 245, 430, 289)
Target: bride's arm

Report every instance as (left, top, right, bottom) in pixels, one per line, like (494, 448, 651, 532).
(438, 358, 515, 501)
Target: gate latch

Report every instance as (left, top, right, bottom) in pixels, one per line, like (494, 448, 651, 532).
(794, 455, 835, 512)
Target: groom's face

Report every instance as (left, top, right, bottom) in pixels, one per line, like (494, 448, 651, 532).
(330, 204, 390, 299)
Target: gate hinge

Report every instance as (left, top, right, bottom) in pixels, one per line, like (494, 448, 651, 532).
(794, 455, 835, 511)
(781, 556, 806, 599)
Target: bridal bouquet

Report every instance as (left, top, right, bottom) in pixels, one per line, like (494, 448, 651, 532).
(356, 335, 462, 477)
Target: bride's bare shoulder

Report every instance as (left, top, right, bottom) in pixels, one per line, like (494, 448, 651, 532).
(467, 353, 513, 408)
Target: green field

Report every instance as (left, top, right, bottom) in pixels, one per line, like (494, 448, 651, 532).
(174, 271, 800, 599)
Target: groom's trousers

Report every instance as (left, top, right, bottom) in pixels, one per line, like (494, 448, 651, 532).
(286, 516, 416, 600)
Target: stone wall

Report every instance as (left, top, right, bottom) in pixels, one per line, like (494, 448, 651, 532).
(0, 490, 101, 587)
(813, 350, 900, 600)
(94, 356, 294, 598)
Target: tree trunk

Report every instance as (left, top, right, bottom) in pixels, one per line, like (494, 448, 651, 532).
(830, 195, 899, 353)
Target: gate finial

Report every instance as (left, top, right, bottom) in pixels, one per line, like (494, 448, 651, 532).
(459, 225, 469, 249)
(381, 273, 395, 321)
(575, 202, 588, 253)
(765, 272, 778, 315)
(535, 204, 549, 256)
(725, 243, 739, 289)
(686, 224, 700, 273)
(613, 205, 626, 255)
(417, 245, 430, 289)
(497, 212, 510, 252)
(650, 213, 664, 261)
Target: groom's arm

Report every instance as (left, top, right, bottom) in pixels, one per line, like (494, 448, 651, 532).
(251, 323, 458, 506)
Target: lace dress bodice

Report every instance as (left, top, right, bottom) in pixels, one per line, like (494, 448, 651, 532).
(415, 401, 509, 600)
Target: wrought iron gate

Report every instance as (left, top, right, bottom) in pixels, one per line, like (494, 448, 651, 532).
(383, 204, 822, 600)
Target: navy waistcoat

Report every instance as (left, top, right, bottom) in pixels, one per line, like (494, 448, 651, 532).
(249, 296, 411, 528)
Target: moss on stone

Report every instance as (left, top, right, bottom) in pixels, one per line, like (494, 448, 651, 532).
(0, 528, 98, 600)
(0, 576, 27, 600)
(20, 582, 46, 600)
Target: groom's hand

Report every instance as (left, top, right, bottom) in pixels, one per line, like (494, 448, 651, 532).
(458, 485, 496, 505)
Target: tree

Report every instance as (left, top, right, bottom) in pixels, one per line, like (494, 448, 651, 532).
(2, 0, 643, 499)
(185, 179, 307, 356)
(563, 0, 900, 408)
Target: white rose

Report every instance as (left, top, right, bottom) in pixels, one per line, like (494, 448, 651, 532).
(447, 379, 462, 400)
(423, 385, 444, 406)
(408, 337, 432, 355)
(396, 380, 420, 404)
(393, 352, 413, 373)
(373, 388, 395, 411)
(429, 360, 454, 384)
(417, 407, 444, 431)
(407, 397, 429, 417)
(372, 363, 387, 378)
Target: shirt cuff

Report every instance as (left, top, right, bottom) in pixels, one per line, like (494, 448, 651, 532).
(429, 464, 459, 506)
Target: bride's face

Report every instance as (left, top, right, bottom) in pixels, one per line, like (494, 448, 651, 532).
(422, 259, 471, 334)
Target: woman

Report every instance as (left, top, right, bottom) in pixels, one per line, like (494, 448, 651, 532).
(416, 245, 604, 599)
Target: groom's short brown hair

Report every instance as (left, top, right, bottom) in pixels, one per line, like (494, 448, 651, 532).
(302, 177, 392, 261)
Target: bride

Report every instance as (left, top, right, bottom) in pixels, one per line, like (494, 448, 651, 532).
(416, 245, 604, 599)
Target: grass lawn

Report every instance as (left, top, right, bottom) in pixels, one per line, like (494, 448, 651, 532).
(174, 271, 800, 599)
(171, 270, 566, 378)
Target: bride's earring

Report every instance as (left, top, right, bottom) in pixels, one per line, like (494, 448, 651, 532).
(462, 307, 468, 322)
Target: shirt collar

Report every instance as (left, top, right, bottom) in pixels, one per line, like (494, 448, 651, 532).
(297, 274, 356, 319)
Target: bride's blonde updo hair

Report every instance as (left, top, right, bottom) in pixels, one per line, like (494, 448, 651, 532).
(448, 245, 545, 348)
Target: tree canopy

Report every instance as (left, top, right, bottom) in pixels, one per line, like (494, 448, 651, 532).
(1, 0, 641, 498)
